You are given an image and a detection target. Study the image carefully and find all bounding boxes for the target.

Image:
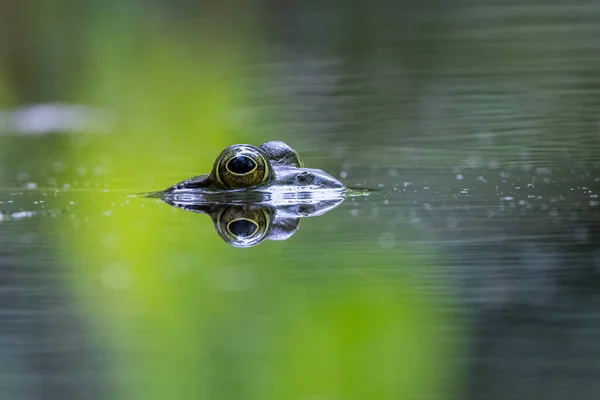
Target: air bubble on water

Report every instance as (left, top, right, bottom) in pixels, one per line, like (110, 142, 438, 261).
(476, 176, 487, 183)
(104, 210, 112, 216)
(26, 182, 37, 190)
(377, 183, 385, 188)
(11, 211, 33, 219)
(63, 183, 71, 190)
(340, 170, 348, 179)
(501, 196, 514, 201)
(403, 181, 411, 188)
(456, 174, 464, 180)
(383, 199, 389, 205)
(466, 155, 480, 168)
(0, 212, 3, 223)
(500, 171, 510, 178)
(590, 200, 600, 207)
(527, 183, 534, 187)
(350, 209, 359, 217)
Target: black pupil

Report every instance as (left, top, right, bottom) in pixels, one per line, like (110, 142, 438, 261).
(229, 220, 258, 238)
(227, 156, 256, 174)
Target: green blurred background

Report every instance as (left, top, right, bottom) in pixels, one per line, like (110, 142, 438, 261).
(0, 1, 465, 399)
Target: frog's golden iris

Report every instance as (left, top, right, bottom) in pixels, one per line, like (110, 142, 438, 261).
(214, 145, 270, 189)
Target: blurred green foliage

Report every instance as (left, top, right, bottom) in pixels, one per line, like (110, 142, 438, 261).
(0, 2, 464, 399)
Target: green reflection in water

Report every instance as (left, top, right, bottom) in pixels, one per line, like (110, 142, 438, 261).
(60, 11, 463, 400)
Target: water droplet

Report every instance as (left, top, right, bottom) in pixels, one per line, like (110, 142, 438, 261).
(11, 211, 33, 219)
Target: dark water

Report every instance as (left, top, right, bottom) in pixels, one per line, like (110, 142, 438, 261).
(3, 1, 600, 399)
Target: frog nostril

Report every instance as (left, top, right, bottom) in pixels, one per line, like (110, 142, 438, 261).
(295, 172, 315, 185)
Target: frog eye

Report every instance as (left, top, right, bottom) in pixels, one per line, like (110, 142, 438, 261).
(214, 145, 270, 189)
(216, 206, 271, 247)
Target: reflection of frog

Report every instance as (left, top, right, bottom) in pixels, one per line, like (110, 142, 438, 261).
(163, 199, 344, 247)
(162, 141, 345, 193)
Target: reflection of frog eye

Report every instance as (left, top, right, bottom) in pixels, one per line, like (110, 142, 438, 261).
(216, 206, 271, 247)
(214, 145, 270, 189)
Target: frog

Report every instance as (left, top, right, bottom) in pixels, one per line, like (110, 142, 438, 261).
(161, 141, 345, 194)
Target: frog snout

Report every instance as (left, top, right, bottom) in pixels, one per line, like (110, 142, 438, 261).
(294, 170, 345, 190)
